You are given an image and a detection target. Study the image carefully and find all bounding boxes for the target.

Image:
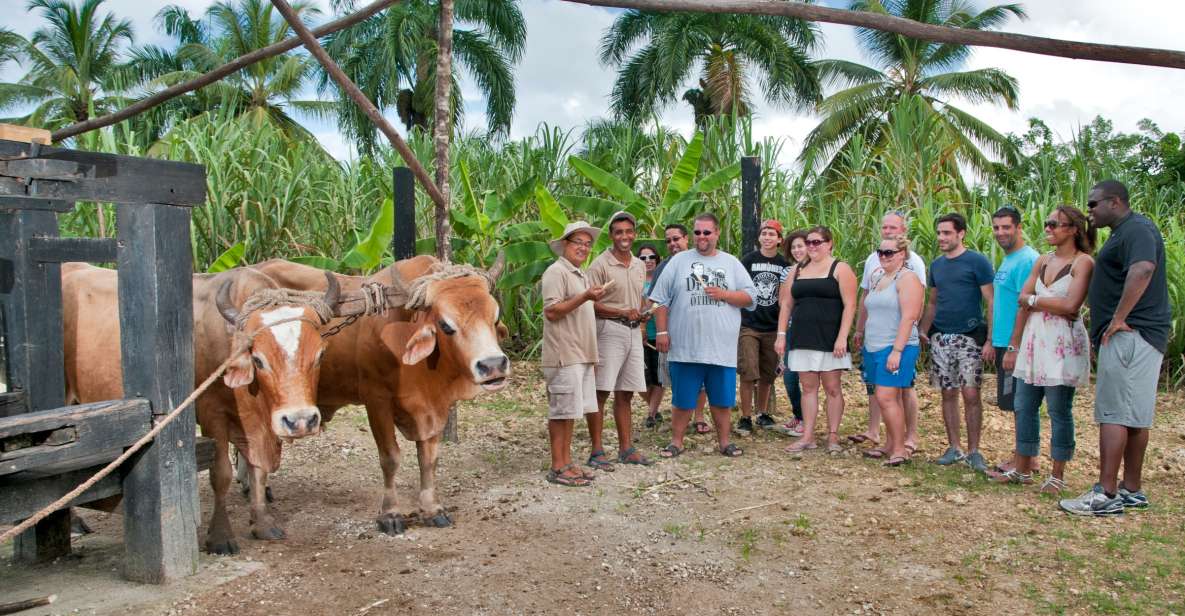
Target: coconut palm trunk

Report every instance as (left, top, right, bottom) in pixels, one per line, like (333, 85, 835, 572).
(433, 0, 454, 264)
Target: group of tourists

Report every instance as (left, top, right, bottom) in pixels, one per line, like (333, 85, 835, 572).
(539, 180, 1168, 518)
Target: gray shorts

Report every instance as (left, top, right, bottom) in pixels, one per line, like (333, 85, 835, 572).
(594, 320, 646, 393)
(542, 363, 597, 420)
(1095, 331, 1161, 428)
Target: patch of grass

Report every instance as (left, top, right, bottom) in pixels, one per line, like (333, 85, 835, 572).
(1022, 583, 1066, 616)
(1103, 569, 1148, 592)
(737, 528, 759, 562)
(1054, 547, 1084, 566)
(663, 523, 686, 540)
(1081, 589, 1123, 614)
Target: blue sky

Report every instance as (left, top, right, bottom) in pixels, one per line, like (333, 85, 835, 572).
(3, 0, 1185, 163)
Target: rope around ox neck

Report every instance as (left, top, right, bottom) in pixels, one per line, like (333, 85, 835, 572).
(403, 263, 493, 311)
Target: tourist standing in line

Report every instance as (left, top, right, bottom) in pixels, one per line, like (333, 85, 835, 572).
(918, 213, 995, 472)
(989, 205, 1040, 472)
(639, 244, 665, 428)
(652, 223, 711, 433)
(650, 213, 756, 458)
(994, 206, 1094, 493)
(850, 212, 927, 456)
(860, 234, 923, 466)
(735, 219, 791, 436)
(775, 226, 858, 454)
(778, 230, 808, 436)
(1061, 180, 1169, 516)
(541, 222, 606, 487)
(586, 211, 653, 468)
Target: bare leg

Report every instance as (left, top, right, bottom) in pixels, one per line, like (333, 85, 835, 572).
(863, 395, 882, 442)
(613, 391, 635, 455)
(821, 370, 845, 448)
(693, 391, 708, 427)
(549, 419, 572, 470)
(756, 382, 772, 415)
(670, 408, 692, 450)
(739, 380, 755, 418)
(646, 385, 663, 418)
(794, 371, 821, 446)
(903, 388, 919, 451)
(249, 465, 284, 540)
(941, 389, 961, 449)
(205, 435, 238, 554)
(711, 405, 734, 452)
(368, 409, 405, 535)
(1097, 424, 1128, 495)
(416, 435, 450, 526)
(588, 390, 609, 455)
(962, 386, 983, 453)
(1121, 426, 1150, 493)
(876, 386, 906, 460)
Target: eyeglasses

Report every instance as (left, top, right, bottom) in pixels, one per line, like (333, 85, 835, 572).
(1043, 220, 1073, 230)
(1087, 196, 1112, 209)
(567, 239, 592, 248)
(876, 248, 900, 258)
(638, 254, 658, 261)
(692, 230, 713, 236)
(805, 238, 827, 247)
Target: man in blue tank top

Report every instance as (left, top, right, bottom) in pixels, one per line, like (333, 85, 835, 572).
(919, 213, 995, 473)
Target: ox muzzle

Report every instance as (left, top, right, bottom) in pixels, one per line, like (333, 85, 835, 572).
(272, 406, 322, 440)
(474, 354, 510, 391)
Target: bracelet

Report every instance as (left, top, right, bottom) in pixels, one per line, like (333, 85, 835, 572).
(777, 332, 786, 336)
(892, 347, 903, 352)
(656, 331, 668, 336)
(1027, 295, 1037, 307)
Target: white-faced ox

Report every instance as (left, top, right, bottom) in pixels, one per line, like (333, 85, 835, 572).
(254, 255, 510, 533)
(60, 263, 339, 554)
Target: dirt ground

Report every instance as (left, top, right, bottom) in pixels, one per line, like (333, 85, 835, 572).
(4, 361, 1185, 615)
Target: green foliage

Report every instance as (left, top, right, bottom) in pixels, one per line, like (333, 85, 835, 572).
(206, 241, 245, 273)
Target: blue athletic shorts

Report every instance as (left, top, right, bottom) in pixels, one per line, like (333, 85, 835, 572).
(669, 361, 737, 409)
(861, 345, 920, 389)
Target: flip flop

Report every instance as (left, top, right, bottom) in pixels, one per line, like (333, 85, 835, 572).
(547, 465, 591, 487)
(719, 443, 743, 457)
(618, 447, 655, 466)
(785, 441, 818, 454)
(826, 443, 844, 454)
(862, 448, 887, 459)
(659, 443, 685, 458)
(882, 456, 911, 467)
(693, 421, 712, 435)
(847, 434, 875, 445)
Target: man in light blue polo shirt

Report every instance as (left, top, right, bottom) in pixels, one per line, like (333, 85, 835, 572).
(990, 205, 1039, 414)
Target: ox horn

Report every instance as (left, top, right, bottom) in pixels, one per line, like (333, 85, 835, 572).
(488, 250, 507, 284)
(322, 270, 341, 308)
(216, 278, 239, 325)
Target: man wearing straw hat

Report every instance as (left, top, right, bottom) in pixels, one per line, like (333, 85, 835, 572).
(586, 210, 654, 468)
(541, 221, 607, 486)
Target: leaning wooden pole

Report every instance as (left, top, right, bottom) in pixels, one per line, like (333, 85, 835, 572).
(52, 0, 401, 142)
(564, 0, 1185, 70)
(268, 0, 447, 209)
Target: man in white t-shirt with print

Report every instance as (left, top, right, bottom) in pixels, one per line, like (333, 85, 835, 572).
(851, 212, 927, 456)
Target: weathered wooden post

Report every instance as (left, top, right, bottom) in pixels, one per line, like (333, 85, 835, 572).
(391, 167, 416, 260)
(117, 202, 200, 582)
(740, 156, 761, 253)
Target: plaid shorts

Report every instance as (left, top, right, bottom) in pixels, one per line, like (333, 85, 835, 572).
(929, 333, 984, 389)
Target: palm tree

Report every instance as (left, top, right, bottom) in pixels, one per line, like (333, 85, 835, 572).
(0, 0, 134, 131)
(320, 0, 525, 156)
(130, 0, 334, 141)
(599, 11, 822, 126)
(801, 0, 1025, 178)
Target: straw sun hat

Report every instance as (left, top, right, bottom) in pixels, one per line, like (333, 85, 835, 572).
(549, 221, 602, 256)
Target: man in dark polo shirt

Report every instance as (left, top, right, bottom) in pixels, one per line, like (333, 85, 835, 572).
(1060, 180, 1170, 517)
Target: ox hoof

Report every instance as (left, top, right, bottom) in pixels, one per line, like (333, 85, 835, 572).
(376, 513, 406, 536)
(205, 537, 240, 555)
(242, 486, 275, 503)
(427, 512, 453, 528)
(251, 525, 287, 541)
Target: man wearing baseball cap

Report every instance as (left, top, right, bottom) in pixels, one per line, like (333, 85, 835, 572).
(541, 221, 608, 486)
(735, 219, 791, 435)
(585, 210, 653, 468)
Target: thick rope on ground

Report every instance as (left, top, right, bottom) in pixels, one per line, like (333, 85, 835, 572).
(0, 353, 239, 546)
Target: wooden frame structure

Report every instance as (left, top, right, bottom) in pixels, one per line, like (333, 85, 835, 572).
(0, 138, 208, 583)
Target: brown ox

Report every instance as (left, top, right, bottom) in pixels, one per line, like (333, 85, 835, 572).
(254, 256, 509, 533)
(61, 263, 339, 554)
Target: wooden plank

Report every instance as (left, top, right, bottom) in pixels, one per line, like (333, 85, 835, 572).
(0, 124, 50, 145)
(116, 202, 199, 583)
(0, 437, 218, 525)
(0, 140, 206, 207)
(13, 509, 70, 562)
(740, 156, 760, 254)
(0, 196, 75, 212)
(28, 237, 117, 263)
(392, 167, 416, 260)
(0, 398, 152, 475)
(0, 392, 27, 419)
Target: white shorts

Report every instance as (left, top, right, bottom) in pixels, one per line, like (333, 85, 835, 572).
(542, 364, 597, 420)
(787, 349, 852, 373)
(594, 320, 647, 393)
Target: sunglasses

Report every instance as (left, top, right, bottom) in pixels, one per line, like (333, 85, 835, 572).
(1087, 196, 1112, 209)
(805, 238, 827, 247)
(1044, 220, 1073, 230)
(693, 230, 713, 236)
(638, 254, 658, 261)
(876, 248, 900, 258)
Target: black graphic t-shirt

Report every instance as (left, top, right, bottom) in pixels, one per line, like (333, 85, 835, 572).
(740, 250, 789, 332)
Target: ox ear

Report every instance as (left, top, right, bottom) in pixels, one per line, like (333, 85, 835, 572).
(223, 353, 255, 389)
(496, 322, 509, 341)
(380, 322, 437, 366)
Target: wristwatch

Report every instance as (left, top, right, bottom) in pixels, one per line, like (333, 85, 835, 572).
(1027, 295, 1037, 307)
(1006, 345, 1017, 352)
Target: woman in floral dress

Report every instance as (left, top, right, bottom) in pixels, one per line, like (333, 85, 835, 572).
(996, 206, 1095, 493)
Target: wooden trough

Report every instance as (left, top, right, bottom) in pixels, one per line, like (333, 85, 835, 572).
(0, 134, 208, 583)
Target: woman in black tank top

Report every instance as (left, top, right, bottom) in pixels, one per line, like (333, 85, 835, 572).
(773, 226, 859, 453)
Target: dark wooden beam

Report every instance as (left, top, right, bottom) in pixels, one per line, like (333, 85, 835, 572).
(391, 167, 416, 260)
(0, 197, 74, 213)
(28, 237, 118, 263)
(0, 392, 27, 419)
(117, 202, 199, 583)
(740, 156, 760, 254)
(0, 141, 206, 206)
(0, 398, 152, 476)
(51, 0, 402, 142)
(268, 0, 448, 209)
(563, 0, 1185, 70)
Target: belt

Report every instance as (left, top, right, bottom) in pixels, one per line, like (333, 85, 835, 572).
(607, 317, 640, 329)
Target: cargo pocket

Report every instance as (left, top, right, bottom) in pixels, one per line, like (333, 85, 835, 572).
(1116, 331, 1137, 369)
(546, 367, 575, 394)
